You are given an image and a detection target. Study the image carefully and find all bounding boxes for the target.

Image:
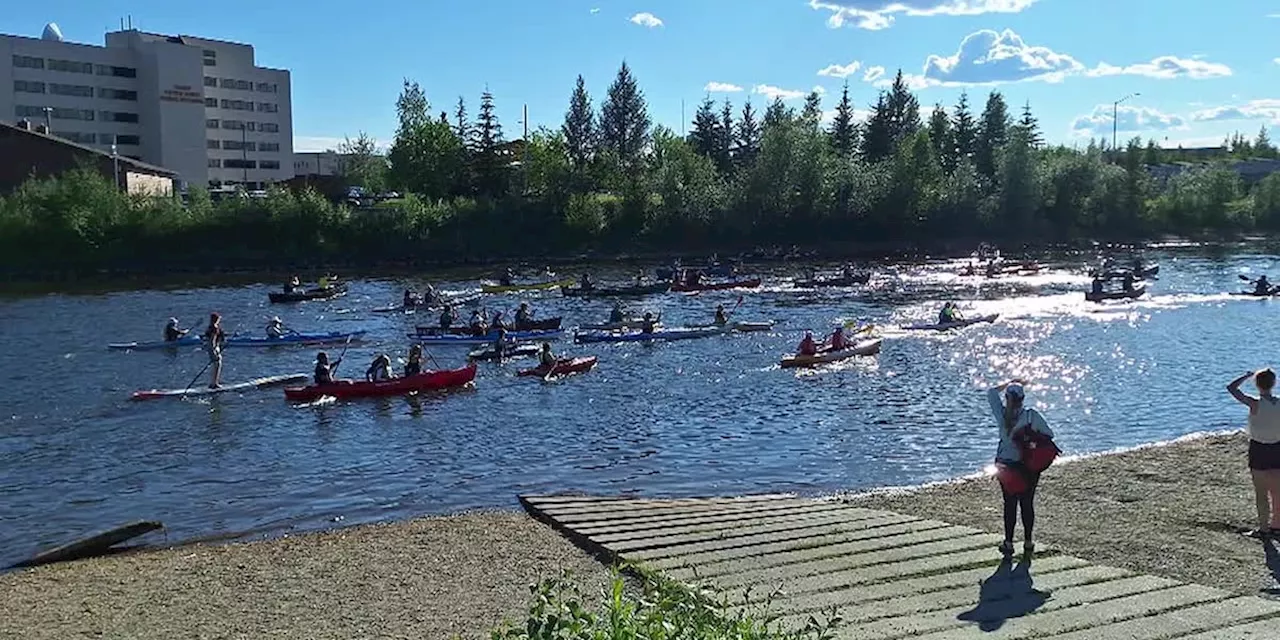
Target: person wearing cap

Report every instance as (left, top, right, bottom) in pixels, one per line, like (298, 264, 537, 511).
(164, 318, 188, 343)
(988, 379, 1054, 556)
(1227, 369, 1280, 538)
(202, 313, 226, 389)
(266, 316, 286, 339)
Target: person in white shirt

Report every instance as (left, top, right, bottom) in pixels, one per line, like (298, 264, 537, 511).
(1227, 369, 1280, 539)
(988, 379, 1055, 556)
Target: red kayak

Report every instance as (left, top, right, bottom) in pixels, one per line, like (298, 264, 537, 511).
(517, 356, 598, 378)
(670, 277, 762, 293)
(283, 363, 477, 401)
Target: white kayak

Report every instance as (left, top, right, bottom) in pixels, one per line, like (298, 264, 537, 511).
(781, 338, 883, 368)
(131, 373, 308, 401)
(902, 313, 999, 331)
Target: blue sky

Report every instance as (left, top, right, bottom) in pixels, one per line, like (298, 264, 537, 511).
(5, 0, 1279, 152)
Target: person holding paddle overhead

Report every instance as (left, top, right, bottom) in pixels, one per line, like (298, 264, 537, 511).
(164, 318, 187, 342)
(202, 313, 226, 389)
(989, 380, 1056, 556)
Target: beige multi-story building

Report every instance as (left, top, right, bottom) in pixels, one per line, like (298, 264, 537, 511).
(0, 23, 293, 189)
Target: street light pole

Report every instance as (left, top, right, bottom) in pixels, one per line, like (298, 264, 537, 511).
(241, 125, 248, 185)
(111, 134, 120, 191)
(42, 106, 52, 133)
(1112, 92, 1141, 153)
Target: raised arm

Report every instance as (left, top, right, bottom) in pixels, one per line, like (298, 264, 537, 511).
(1227, 372, 1258, 410)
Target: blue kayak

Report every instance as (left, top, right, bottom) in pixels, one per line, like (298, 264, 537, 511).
(108, 331, 366, 351)
(574, 326, 728, 344)
(407, 329, 564, 345)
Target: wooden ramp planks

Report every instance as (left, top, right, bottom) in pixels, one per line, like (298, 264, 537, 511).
(521, 494, 1280, 639)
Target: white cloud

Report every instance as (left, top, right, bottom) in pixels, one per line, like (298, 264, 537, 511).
(817, 61, 862, 78)
(1069, 105, 1188, 136)
(629, 12, 663, 28)
(1274, 57, 1280, 65)
(590, 7, 600, 14)
(812, 85, 827, 95)
(704, 82, 744, 93)
(753, 84, 807, 101)
(809, 0, 1038, 30)
(1190, 100, 1280, 124)
(1086, 56, 1232, 80)
(862, 66, 886, 83)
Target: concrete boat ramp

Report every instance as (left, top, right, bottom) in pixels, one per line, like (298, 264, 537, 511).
(520, 493, 1280, 639)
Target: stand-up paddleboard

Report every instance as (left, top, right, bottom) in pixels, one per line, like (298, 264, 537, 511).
(131, 373, 308, 401)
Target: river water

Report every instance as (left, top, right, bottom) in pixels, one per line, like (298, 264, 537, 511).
(0, 245, 1276, 566)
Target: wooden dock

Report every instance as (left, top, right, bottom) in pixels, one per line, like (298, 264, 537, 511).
(520, 494, 1280, 639)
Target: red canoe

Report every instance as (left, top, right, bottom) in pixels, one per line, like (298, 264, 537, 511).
(670, 277, 762, 293)
(517, 356, 598, 378)
(283, 363, 477, 401)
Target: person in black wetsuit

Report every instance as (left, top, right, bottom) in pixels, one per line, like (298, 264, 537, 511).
(164, 318, 188, 342)
(314, 351, 340, 384)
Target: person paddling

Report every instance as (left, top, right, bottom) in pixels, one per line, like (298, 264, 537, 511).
(404, 344, 424, 376)
(538, 342, 556, 369)
(1122, 272, 1135, 292)
(468, 310, 487, 336)
(439, 304, 458, 329)
(515, 302, 534, 326)
(798, 331, 818, 356)
(609, 303, 627, 323)
(640, 312, 657, 334)
(499, 268, 516, 287)
(285, 276, 301, 293)
(829, 326, 848, 350)
(164, 317, 188, 342)
(1091, 278, 1104, 295)
(318, 275, 332, 290)
(203, 313, 226, 389)
(491, 310, 509, 331)
(938, 303, 953, 325)
(490, 327, 510, 359)
(314, 351, 340, 385)
(366, 353, 392, 382)
(1227, 369, 1280, 538)
(713, 304, 729, 327)
(989, 380, 1055, 556)
(1255, 275, 1272, 296)
(403, 289, 417, 308)
(266, 316, 286, 339)
(579, 272, 594, 291)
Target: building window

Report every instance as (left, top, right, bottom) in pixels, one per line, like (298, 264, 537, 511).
(221, 119, 244, 130)
(97, 87, 138, 101)
(53, 131, 96, 144)
(206, 119, 219, 129)
(203, 59, 216, 67)
(260, 160, 281, 170)
(207, 139, 220, 149)
(24, 106, 96, 121)
(224, 159, 256, 169)
(50, 83, 95, 97)
(13, 80, 45, 94)
(257, 102, 278, 113)
(220, 99, 253, 111)
(99, 111, 139, 123)
(94, 65, 137, 78)
(255, 82, 278, 93)
(223, 140, 256, 152)
(48, 59, 94, 74)
(204, 76, 217, 87)
(208, 158, 221, 168)
(116, 134, 140, 146)
(260, 142, 280, 152)
(219, 78, 251, 91)
(205, 97, 217, 107)
(247, 122, 256, 132)
(202, 49, 216, 67)
(12, 54, 44, 69)
(260, 122, 280, 133)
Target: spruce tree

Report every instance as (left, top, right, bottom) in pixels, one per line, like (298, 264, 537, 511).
(688, 95, 720, 159)
(975, 90, 1010, 179)
(599, 61, 651, 171)
(828, 82, 858, 158)
(471, 88, 507, 198)
(1016, 100, 1043, 148)
(885, 70, 920, 146)
(800, 90, 823, 128)
(717, 98, 735, 175)
(927, 104, 953, 170)
(562, 75, 597, 177)
(860, 93, 893, 162)
(762, 97, 792, 129)
(736, 99, 761, 169)
(1256, 125, 1276, 158)
(453, 97, 470, 145)
(951, 91, 976, 166)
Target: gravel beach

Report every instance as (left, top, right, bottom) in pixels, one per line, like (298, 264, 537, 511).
(846, 432, 1280, 598)
(0, 511, 614, 640)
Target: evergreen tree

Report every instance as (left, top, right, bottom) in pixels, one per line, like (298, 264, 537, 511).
(453, 97, 470, 144)
(717, 98, 735, 175)
(599, 61, 651, 172)
(762, 97, 792, 129)
(951, 92, 977, 166)
(1256, 125, 1276, 159)
(860, 93, 893, 162)
(735, 99, 762, 169)
(926, 104, 953, 171)
(800, 90, 823, 128)
(828, 82, 858, 158)
(561, 75, 597, 183)
(884, 70, 921, 146)
(975, 90, 1010, 179)
(471, 89, 507, 198)
(386, 79, 462, 199)
(688, 95, 720, 159)
(1142, 139, 1162, 166)
(452, 96, 474, 195)
(1016, 100, 1042, 148)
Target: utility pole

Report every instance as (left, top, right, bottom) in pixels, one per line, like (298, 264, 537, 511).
(241, 125, 248, 185)
(1112, 92, 1140, 157)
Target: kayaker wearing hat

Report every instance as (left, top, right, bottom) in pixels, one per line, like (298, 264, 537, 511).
(164, 318, 188, 342)
(266, 316, 286, 339)
(314, 351, 341, 385)
(988, 379, 1055, 556)
(203, 313, 226, 389)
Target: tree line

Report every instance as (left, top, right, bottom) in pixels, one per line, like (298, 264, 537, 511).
(2, 64, 1279, 278)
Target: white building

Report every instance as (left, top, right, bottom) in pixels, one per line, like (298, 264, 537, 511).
(0, 23, 293, 189)
(292, 150, 342, 177)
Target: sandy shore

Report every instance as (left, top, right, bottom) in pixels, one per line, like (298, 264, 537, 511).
(0, 511, 613, 640)
(847, 432, 1280, 598)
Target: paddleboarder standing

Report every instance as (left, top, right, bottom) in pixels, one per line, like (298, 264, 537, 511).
(203, 313, 226, 389)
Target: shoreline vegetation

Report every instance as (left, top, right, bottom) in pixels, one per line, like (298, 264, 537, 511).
(1, 432, 1275, 638)
(4, 65, 1280, 287)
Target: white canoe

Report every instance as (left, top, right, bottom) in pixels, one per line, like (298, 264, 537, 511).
(131, 373, 308, 401)
(780, 338, 883, 368)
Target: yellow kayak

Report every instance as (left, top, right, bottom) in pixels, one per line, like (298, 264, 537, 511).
(480, 278, 575, 293)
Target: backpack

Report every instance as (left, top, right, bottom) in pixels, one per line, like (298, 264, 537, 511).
(1013, 426, 1061, 473)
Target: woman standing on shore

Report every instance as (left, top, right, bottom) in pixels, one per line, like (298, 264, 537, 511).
(989, 379, 1055, 555)
(1226, 369, 1280, 538)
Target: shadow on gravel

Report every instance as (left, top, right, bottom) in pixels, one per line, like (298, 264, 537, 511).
(1263, 540, 1280, 597)
(956, 554, 1049, 632)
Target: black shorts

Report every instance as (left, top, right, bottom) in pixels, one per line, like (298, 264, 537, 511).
(1248, 440, 1280, 471)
